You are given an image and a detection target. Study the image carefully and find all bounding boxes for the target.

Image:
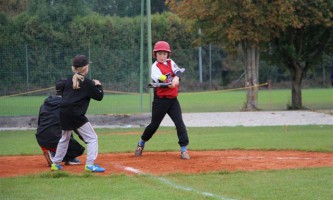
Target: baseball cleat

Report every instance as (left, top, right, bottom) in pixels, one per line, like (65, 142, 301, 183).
(181, 151, 190, 160)
(51, 163, 62, 171)
(134, 144, 144, 157)
(85, 164, 105, 172)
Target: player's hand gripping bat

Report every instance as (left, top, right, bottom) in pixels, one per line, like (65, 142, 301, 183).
(148, 68, 185, 88)
(148, 82, 171, 88)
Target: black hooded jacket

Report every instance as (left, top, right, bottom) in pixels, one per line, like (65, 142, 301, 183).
(36, 95, 63, 148)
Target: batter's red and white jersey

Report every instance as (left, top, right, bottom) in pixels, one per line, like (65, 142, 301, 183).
(151, 59, 181, 98)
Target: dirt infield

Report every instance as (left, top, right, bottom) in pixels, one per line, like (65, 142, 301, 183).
(1, 111, 332, 177)
(1, 150, 332, 177)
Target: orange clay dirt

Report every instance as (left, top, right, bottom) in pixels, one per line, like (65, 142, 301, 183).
(1, 150, 333, 177)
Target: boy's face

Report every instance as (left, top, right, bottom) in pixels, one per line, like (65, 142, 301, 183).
(156, 51, 168, 63)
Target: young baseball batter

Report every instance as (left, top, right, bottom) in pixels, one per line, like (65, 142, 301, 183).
(134, 41, 190, 159)
(51, 54, 105, 172)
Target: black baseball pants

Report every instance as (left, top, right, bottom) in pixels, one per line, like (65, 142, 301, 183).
(141, 97, 189, 147)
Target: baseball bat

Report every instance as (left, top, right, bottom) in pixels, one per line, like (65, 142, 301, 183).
(148, 82, 172, 88)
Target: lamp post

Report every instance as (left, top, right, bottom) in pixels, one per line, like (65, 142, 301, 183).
(198, 28, 202, 83)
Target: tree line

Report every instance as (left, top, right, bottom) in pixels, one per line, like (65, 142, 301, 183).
(0, 1, 198, 94)
(167, 0, 333, 109)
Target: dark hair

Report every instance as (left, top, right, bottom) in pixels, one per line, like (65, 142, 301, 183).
(55, 79, 67, 96)
(72, 55, 91, 68)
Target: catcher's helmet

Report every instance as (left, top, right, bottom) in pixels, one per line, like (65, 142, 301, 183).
(153, 41, 171, 58)
(55, 79, 66, 96)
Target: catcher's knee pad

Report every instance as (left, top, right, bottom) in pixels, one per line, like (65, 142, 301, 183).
(42, 149, 53, 167)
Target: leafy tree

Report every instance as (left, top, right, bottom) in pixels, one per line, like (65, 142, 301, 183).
(269, 0, 333, 109)
(0, 0, 28, 16)
(92, 0, 168, 17)
(2, 0, 95, 89)
(167, 0, 295, 110)
(0, 1, 220, 94)
(168, 0, 332, 110)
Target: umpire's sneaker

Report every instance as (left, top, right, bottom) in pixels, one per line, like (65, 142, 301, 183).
(181, 151, 190, 160)
(51, 163, 62, 171)
(134, 144, 144, 157)
(85, 164, 105, 172)
(65, 158, 81, 165)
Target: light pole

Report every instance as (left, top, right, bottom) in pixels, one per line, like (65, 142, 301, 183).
(198, 28, 202, 83)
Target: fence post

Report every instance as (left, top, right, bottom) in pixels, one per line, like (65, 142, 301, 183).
(147, 0, 152, 112)
(139, 0, 144, 112)
(209, 44, 212, 89)
(88, 42, 92, 79)
(25, 44, 29, 91)
(198, 29, 202, 83)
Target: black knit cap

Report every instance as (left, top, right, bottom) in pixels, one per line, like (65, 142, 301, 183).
(72, 55, 92, 68)
(55, 79, 67, 96)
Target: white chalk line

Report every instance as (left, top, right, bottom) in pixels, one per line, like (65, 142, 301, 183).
(112, 163, 236, 200)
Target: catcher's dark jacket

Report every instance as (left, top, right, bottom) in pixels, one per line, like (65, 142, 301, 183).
(60, 75, 103, 130)
(36, 95, 63, 148)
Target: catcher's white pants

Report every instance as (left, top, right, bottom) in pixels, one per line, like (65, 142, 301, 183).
(52, 122, 98, 165)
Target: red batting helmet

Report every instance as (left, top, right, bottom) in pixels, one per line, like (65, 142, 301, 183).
(153, 41, 171, 58)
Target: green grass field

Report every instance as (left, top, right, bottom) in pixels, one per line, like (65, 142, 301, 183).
(0, 88, 332, 116)
(1, 168, 332, 200)
(0, 88, 332, 199)
(1, 126, 333, 155)
(0, 126, 332, 200)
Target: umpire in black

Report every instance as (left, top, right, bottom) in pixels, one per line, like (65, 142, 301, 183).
(36, 79, 85, 166)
